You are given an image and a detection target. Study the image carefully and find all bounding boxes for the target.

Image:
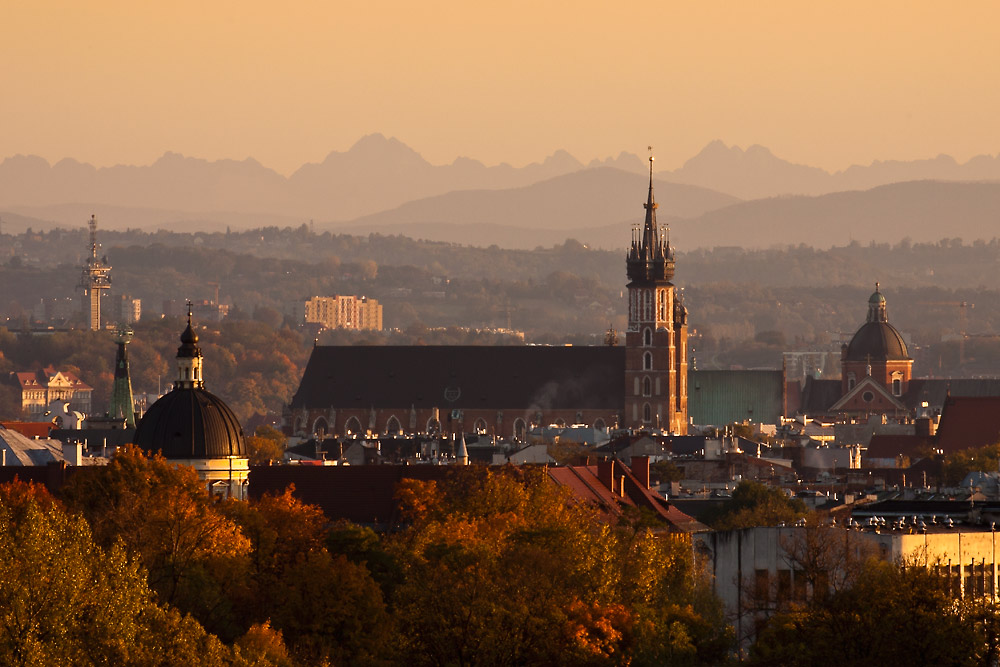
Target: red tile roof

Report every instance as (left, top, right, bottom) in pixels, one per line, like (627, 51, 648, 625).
(935, 396, 1000, 453)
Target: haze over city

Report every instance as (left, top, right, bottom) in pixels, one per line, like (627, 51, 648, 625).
(7, 4, 1000, 665)
(4, 1, 1000, 175)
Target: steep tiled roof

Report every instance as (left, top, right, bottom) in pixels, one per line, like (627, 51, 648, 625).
(866, 434, 936, 460)
(289, 345, 626, 411)
(935, 396, 1000, 453)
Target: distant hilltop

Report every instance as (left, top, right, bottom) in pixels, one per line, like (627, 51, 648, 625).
(2, 135, 999, 250)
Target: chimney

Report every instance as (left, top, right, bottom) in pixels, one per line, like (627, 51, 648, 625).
(62, 441, 83, 466)
(597, 459, 615, 492)
(632, 455, 650, 489)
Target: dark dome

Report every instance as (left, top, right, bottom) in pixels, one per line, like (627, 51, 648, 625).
(134, 387, 246, 459)
(845, 321, 910, 361)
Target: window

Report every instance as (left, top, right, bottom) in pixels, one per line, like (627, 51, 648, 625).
(642, 376, 652, 397)
(312, 417, 328, 436)
(513, 418, 527, 441)
(344, 416, 363, 435)
(847, 373, 856, 390)
(474, 418, 487, 434)
(594, 418, 606, 431)
(892, 378, 902, 395)
(643, 352, 652, 370)
(642, 403, 651, 423)
(385, 416, 402, 435)
(643, 327, 652, 346)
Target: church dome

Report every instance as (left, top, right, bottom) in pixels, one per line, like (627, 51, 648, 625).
(845, 322, 909, 361)
(845, 283, 910, 362)
(134, 387, 246, 459)
(133, 309, 246, 460)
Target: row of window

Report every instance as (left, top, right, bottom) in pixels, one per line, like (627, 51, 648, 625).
(300, 415, 610, 439)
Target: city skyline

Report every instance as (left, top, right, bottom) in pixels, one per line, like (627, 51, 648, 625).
(4, 1, 999, 175)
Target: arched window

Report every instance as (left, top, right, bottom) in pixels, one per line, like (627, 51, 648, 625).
(554, 418, 566, 427)
(474, 418, 488, 434)
(513, 418, 527, 441)
(847, 373, 856, 391)
(294, 416, 306, 435)
(892, 378, 902, 396)
(643, 327, 652, 346)
(643, 352, 653, 370)
(385, 415, 402, 435)
(344, 416, 363, 436)
(642, 376, 652, 397)
(312, 417, 328, 436)
(642, 403, 652, 423)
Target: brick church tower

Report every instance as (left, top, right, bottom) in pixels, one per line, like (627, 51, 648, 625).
(624, 157, 688, 433)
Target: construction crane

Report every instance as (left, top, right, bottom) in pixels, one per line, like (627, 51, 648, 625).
(919, 300, 973, 365)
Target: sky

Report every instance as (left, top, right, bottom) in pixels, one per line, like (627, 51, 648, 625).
(3, 1, 999, 175)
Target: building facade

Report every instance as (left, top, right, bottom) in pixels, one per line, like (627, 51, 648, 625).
(10, 368, 93, 417)
(624, 157, 688, 433)
(284, 162, 690, 439)
(303, 295, 382, 331)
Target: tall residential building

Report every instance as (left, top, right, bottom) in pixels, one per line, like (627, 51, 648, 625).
(303, 295, 382, 331)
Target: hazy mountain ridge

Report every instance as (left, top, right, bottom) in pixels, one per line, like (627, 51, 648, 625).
(337, 168, 739, 232)
(671, 142, 1000, 199)
(3, 135, 999, 233)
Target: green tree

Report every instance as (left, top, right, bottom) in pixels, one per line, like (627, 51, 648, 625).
(750, 560, 981, 667)
(704, 480, 809, 530)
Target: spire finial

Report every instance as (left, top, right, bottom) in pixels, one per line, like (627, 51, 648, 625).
(186, 300, 193, 325)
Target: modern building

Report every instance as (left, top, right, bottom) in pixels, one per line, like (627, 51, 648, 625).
(302, 295, 382, 331)
(284, 158, 690, 438)
(133, 309, 249, 499)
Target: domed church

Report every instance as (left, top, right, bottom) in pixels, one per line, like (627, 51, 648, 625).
(828, 283, 913, 414)
(133, 308, 249, 499)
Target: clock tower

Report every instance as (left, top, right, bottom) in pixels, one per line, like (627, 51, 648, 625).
(624, 157, 688, 433)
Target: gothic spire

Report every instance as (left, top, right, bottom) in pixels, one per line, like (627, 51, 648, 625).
(642, 155, 659, 255)
(626, 151, 674, 284)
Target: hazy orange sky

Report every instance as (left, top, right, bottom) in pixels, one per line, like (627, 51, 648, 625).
(3, 1, 999, 175)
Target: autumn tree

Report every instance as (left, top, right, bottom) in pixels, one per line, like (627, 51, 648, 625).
(222, 487, 393, 665)
(387, 466, 731, 666)
(60, 445, 251, 640)
(0, 480, 244, 667)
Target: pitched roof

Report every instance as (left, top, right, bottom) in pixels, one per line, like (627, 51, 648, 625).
(935, 396, 1000, 453)
(866, 434, 936, 460)
(289, 345, 626, 411)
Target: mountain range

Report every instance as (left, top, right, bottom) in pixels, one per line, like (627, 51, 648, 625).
(2, 134, 999, 249)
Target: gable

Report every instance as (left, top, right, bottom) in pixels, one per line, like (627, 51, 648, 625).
(830, 376, 905, 412)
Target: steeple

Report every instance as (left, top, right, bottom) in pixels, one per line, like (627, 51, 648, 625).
(867, 282, 888, 323)
(174, 303, 205, 390)
(108, 325, 136, 428)
(627, 153, 674, 284)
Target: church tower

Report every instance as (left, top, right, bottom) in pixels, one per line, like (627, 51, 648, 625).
(108, 325, 137, 428)
(624, 156, 688, 433)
